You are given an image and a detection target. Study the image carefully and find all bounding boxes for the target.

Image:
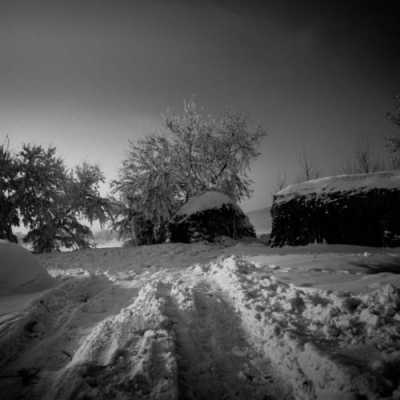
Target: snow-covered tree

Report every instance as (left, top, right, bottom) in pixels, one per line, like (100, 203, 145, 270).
(113, 135, 180, 244)
(16, 144, 111, 252)
(0, 138, 19, 243)
(69, 162, 111, 226)
(165, 101, 266, 200)
(114, 100, 266, 244)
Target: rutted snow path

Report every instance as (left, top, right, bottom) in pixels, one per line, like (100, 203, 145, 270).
(1, 254, 400, 399)
(0, 261, 289, 400)
(162, 281, 288, 400)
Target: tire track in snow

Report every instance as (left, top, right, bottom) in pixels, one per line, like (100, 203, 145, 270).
(46, 281, 178, 400)
(163, 280, 291, 400)
(0, 267, 291, 400)
(208, 256, 400, 399)
(0, 275, 142, 400)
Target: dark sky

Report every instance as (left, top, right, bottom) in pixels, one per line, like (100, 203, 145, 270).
(1, 0, 399, 210)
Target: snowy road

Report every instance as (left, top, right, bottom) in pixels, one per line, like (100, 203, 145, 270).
(1, 245, 400, 399)
(0, 263, 290, 400)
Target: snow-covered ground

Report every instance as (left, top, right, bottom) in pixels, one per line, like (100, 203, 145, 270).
(1, 241, 400, 399)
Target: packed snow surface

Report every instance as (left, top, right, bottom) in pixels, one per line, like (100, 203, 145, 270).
(0, 241, 54, 296)
(276, 170, 400, 202)
(1, 242, 400, 399)
(176, 190, 236, 217)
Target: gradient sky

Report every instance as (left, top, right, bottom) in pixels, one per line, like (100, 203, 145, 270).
(1, 0, 399, 211)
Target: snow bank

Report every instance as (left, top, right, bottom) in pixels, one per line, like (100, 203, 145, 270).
(50, 281, 178, 400)
(177, 191, 235, 216)
(0, 275, 113, 369)
(0, 241, 54, 295)
(276, 171, 400, 203)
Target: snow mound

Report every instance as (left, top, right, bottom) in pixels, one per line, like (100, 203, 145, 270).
(0, 241, 54, 295)
(48, 280, 177, 400)
(177, 191, 235, 216)
(276, 170, 400, 202)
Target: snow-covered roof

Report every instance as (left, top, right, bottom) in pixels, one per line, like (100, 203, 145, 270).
(177, 191, 236, 216)
(275, 171, 400, 203)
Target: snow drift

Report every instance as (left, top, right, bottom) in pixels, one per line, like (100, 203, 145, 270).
(0, 241, 54, 295)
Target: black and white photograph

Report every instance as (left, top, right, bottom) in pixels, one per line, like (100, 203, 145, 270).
(1, 1, 400, 399)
